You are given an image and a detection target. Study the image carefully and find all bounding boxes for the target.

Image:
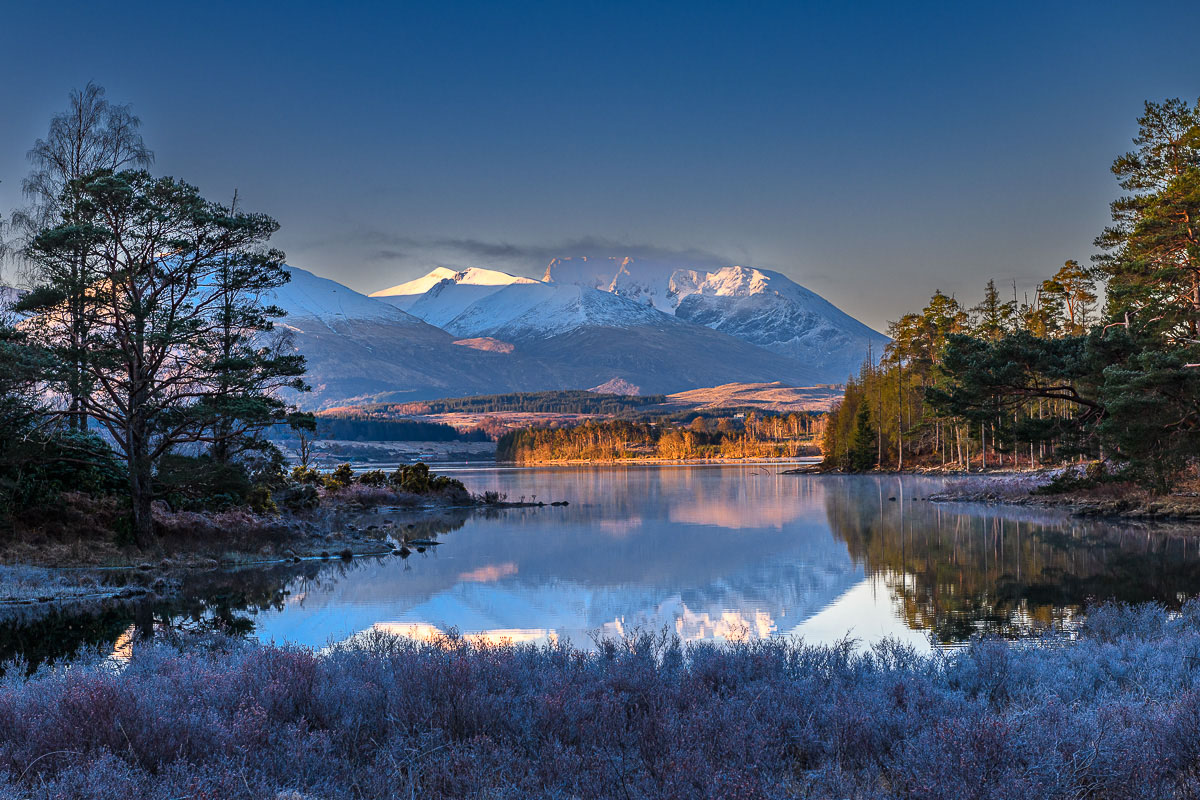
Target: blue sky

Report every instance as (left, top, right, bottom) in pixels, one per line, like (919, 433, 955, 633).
(2, 0, 1198, 329)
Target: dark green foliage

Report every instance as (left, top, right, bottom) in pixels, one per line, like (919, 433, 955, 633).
(154, 454, 252, 512)
(245, 485, 277, 515)
(1098, 346, 1200, 493)
(824, 98, 1200, 491)
(0, 318, 128, 518)
(278, 484, 320, 511)
(21, 168, 303, 546)
(0, 430, 125, 517)
(847, 404, 876, 472)
(241, 443, 290, 489)
(1095, 98, 1200, 342)
(357, 469, 388, 487)
(927, 330, 1121, 453)
(389, 463, 465, 494)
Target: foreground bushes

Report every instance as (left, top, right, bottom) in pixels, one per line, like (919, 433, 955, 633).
(4, 603, 1200, 798)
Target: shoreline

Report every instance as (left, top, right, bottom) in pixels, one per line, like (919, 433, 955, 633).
(0, 493, 484, 608)
(928, 486, 1200, 524)
(498, 455, 819, 467)
(0, 487, 574, 609)
(793, 463, 1200, 525)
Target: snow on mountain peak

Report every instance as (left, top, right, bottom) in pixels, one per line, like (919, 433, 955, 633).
(439, 281, 674, 341)
(372, 267, 538, 311)
(267, 266, 423, 329)
(543, 256, 888, 376)
(545, 256, 690, 312)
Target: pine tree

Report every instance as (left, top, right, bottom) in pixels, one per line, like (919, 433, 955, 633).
(1095, 97, 1200, 341)
(847, 404, 876, 472)
(1040, 260, 1097, 336)
(22, 170, 305, 546)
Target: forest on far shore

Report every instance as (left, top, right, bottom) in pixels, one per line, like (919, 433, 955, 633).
(496, 412, 820, 462)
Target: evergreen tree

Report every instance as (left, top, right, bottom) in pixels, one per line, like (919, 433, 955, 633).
(1040, 260, 1097, 336)
(1095, 97, 1200, 341)
(971, 279, 1008, 341)
(1099, 347, 1200, 494)
(22, 170, 304, 546)
(847, 404, 876, 472)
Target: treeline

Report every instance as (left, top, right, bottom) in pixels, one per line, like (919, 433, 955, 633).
(0, 83, 313, 544)
(358, 390, 669, 416)
(824, 97, 1200, 494)
(496, 412, 820, 462)
(297, 415, 488, 442)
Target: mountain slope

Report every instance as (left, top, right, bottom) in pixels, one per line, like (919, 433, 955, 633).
(266, 267, 537, 407)
(668, 266, 889, 377)
(543, 256, 681, 312)
(543, 258, 888, 379)
(396, 277, 825, 391)
(437, 282, 671, 340)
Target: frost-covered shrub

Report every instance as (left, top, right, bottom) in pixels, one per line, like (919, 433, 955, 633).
(6, 605, 1200, 798)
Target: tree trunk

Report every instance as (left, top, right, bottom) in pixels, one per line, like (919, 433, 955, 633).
(896, 361, 904, 471)
(126, 414, 155, 549)
(128, 460, 155, 549)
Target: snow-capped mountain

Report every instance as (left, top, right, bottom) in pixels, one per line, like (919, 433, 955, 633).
(265, 266, 823, 405)
(543, 257, 888, 379)
(371, 266, 537, 311)
(668, 266, 889, 376)
(432, 281, 673, 340)
(270, 266, 423, 327)
(263, 267, 540, 406)
(543, 256, 681, 313)
(368, 267, 826, 391)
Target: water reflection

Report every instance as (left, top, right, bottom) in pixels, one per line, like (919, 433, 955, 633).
(6, 467, 1200, 667)
(827, 475, 1200, 642)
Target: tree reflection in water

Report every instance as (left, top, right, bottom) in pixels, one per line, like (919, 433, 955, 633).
(0, 511, 471, 673)
(823, 476, 1200, 642)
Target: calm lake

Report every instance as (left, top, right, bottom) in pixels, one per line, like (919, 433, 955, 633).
(8, 463, 1200, 667)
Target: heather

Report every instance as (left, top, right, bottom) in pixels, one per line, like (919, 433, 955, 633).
(0, 604, 1199, 799)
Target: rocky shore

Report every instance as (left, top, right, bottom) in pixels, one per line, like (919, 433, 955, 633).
(927, 472, 1200, 524)
(0, 476, 573, 609)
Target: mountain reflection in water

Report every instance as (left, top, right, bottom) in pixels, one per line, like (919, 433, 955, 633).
(7, 466, 1200, 669)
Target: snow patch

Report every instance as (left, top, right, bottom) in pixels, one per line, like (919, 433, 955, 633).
(372, 266, 539, 310)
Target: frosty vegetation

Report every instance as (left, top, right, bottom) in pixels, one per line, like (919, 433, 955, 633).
(0, 603, 1198, 799)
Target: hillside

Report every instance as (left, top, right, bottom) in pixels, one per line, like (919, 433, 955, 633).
(664, 382, 842, 412)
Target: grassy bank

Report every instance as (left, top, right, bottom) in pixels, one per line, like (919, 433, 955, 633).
(3, 603, 1200, 798)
